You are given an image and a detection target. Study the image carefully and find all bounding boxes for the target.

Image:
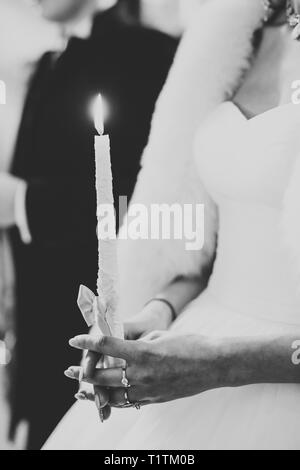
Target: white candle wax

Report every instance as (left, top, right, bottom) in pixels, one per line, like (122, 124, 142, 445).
(94, 95, 123, 340)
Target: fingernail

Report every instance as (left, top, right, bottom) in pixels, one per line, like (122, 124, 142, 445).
(75, 392, 87, 401)
(95, 394, 101, 410)
(95, 395, 104, 423)
(64, 369, 75, 379)
(69, 338, 77, 347)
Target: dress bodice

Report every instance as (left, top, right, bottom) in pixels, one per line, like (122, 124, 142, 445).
(195, 102, 300, 324)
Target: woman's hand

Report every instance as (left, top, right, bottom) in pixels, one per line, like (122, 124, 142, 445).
(124, 300, 174, 341)
(69, 302, 172, 419)
(66, 333, 226, 408)
(66, 331, 300, 411)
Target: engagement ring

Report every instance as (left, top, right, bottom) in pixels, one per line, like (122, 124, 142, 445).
(121, 367, 131, 388)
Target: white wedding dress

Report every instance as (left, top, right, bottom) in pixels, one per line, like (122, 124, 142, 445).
(45, 102, 300, 450)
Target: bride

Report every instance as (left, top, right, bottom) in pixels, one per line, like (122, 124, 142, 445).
(45, 0, 300, 450)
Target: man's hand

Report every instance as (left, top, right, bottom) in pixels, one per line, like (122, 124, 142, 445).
(0, 173, 21, 228)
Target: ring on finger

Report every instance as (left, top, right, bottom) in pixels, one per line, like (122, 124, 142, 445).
(121, 367, 131, 388)
(123, 390, 141, 411)
(120, 389, 133, 408)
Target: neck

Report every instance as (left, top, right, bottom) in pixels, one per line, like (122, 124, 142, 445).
(60, 15, 93, 40)
(58, 0, 118, 40)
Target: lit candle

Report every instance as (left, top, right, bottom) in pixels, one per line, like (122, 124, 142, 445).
(94, 94, 124, 340)
(76, 95, 123, 411)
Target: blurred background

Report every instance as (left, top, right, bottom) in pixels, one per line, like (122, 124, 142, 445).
(0, 0, 204, 450)
(0, 0, 202, 56)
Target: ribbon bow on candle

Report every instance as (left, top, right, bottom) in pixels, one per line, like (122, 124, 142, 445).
(77, 285, 125, 375)
(77, 284, 113, 337)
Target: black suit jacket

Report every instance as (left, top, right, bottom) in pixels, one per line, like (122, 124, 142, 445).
(9, 6, 177, 448)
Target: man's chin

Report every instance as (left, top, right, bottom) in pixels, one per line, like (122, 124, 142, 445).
(40, 10, 73, 23)
(36, 0, 77, 23)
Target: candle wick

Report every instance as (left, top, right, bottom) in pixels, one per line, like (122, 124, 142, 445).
(96, 126, 104, 136)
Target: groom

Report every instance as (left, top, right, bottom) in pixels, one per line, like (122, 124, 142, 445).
(2, 0, 176, 449)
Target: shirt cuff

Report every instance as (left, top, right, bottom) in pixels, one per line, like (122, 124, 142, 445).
(14, 180, 32, 245)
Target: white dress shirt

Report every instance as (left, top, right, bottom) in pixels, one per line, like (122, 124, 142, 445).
(14, 180, 32, 244)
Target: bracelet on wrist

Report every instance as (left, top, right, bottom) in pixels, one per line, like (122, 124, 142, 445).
(145, 298, 177, 323)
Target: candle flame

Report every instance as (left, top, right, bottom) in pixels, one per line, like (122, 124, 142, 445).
(94, 94, 105, 135)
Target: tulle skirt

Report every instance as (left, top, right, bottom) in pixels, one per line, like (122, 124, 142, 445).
(44, 290, 300, 450)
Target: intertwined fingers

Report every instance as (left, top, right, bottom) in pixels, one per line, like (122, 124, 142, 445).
(65, 365, 130, 388)
(69, 334, 145, 363)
